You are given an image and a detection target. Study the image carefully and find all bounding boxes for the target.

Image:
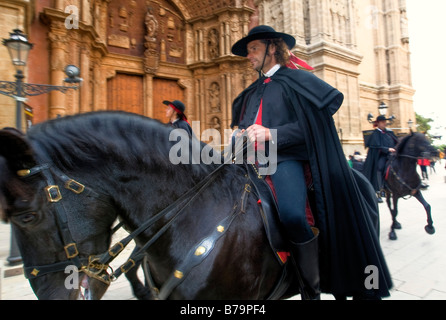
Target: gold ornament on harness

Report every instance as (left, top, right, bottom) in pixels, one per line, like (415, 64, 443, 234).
(194, 246, 206, 256)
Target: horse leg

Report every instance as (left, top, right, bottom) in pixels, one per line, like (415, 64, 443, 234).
(388, 195, 401, 241)
(414, 191, 435, 235)
(124, 246, 153, 300)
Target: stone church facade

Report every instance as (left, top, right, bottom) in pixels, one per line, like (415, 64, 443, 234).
(0, 0, 415, 154)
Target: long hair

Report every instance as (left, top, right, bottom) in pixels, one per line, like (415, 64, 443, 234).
(261, 38, 290, 66)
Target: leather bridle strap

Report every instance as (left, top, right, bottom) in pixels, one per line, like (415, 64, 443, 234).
(95, 162, 223, 274)
(95, 140, 255, 277)
(21, 164, 85, 280)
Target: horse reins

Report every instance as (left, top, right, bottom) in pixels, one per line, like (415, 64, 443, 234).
(15, 139, 254, 298)
(386, 153, 426, 196)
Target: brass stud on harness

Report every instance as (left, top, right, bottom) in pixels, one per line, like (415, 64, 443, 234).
(17, 169, 31, 177)
(31, 268, 40, 277)
(194, 246, 206, 256)
(174, 270, 184, 279)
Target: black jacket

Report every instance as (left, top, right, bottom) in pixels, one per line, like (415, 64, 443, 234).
(232, 67, 392, 298)
(363, 128, 399, 190)
(170, 119, 193, 137)
(236, 74, 308, 162)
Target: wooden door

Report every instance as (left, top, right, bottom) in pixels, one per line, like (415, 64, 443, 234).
(152, 78, 185, 123)
(107, 73, 144, 114)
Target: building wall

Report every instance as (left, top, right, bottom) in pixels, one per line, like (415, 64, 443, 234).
(0, 0, 415, 155)
(0, 0, 33, 130)
(255, 0, 415, 155)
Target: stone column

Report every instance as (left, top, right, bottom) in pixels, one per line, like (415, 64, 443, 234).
(48, 22, 68, 118)
(80, 44, 91, 113)
(144, 74, 153, 117)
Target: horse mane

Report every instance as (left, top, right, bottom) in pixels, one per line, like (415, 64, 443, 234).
(396, 132, 424, 156)
(395, 133, 411, 154)
(26, 111, 218, 179)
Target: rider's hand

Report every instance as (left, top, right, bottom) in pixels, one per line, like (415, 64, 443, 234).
(389, 148, 396, 153)
(246, 124, 271, 143)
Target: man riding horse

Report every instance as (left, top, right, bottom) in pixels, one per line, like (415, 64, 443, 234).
(231, 25, 393, 299)
(363, 115, 399, 203)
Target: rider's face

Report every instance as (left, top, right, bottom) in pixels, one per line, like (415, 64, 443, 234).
(377, 120, 387, 130)
(246, 40, 276, 73)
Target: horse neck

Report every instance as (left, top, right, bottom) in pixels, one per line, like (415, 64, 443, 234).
(396, 153, 417, 168)
(394, 153, 420, 184)
(110, 161, 236, 232)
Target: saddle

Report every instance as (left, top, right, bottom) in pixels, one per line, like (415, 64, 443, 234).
(245, 163, 316, 265)
(245, 163, 316, 299)
(246, 164, 290, 265)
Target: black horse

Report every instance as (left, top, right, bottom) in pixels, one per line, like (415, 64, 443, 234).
(0, 111, 297, 300)
(383, 132, 438, 240)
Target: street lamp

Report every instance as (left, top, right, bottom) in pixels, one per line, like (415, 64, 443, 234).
(2, 29, 33, 72)
(1, 29, 82, 130)
(1, 29, 82, 266)
(408, 119, 414, 130)
(367, 102, 396, 125)
(378, 102, 388, 116)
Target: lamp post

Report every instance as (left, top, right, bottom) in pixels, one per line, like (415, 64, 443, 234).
(367, 102, 396, 125)
(1, 29, 82, 266)
(1, 29, 82, 130)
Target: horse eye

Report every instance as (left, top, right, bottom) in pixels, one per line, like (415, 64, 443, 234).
(14, 212, 37, 224)
(22, 213, 37, 223)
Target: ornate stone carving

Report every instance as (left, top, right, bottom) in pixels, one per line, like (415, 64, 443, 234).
(208, 28, 220, 59)
(209, 82, 221, 113)
(108, 34, 130, 48)
(144, 7, 159, 74)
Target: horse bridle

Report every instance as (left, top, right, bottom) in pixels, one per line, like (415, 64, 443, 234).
(14, 139, 253, 298)
(387, 150, 432, 195)
(15, 157, 229, 286)
(16, 163, 113, 285)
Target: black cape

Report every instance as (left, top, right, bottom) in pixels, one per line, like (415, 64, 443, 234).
(171, 119, 193, 137)
(363, 129, 399, 191)
(231, 67, 392, 298)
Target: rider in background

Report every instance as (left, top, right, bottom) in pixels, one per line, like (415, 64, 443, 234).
(363, 115, 398, 203)
(164, 100, 193, 137)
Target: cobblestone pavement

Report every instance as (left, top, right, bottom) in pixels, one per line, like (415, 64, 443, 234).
(1, 162, 445, 300)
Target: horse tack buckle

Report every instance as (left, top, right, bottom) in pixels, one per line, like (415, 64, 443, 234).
(65, 179, 85, 194)
(64, 243, 79, 259)
(120, 259, 136, 274)
(45, 185, 62, 202)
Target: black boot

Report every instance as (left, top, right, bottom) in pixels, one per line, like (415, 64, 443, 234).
(290, 227, 320, 300)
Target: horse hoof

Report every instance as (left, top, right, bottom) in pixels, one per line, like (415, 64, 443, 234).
(389, 231, 397, 240)
(392, 221, 402, 230)
(425, 225, 435, 235)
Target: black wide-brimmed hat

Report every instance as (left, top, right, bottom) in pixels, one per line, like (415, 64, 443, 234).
(231, 25, 296, 57)
(163, 100, 186, 114)
(376, 115, 387, 122)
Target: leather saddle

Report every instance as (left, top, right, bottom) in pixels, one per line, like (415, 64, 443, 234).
(245, 164, 291, 266)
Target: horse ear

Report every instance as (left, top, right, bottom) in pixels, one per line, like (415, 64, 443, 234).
(0, 128, 37, 171)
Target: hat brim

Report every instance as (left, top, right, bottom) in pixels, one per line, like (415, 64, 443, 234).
(231, 31, 296, 57)
(163, 100, 186, 115)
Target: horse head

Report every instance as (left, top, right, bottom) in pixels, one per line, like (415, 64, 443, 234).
(398, 131, 439, 159)
(0, 128, 117, 300)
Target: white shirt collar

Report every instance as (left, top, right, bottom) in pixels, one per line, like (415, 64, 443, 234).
(264, 64, 281, 77)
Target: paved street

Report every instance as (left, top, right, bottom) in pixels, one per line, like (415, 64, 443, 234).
(1, 162, 445, 300)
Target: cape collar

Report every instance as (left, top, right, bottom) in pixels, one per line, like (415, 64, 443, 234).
(262, 64, 281, 78)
